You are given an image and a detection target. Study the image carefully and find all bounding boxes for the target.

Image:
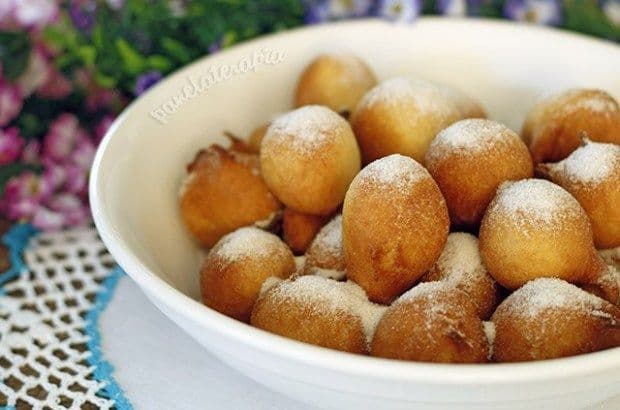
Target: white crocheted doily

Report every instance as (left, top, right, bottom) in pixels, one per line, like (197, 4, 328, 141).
(0, 226, 129, 409)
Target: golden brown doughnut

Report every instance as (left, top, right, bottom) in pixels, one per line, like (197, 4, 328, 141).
(350, 77, 462, 164)
(260, 105, 361, 215)
(200, 227, 296, 322)
(371, 282, 489, 363)
(479, 179, 602, 289)
(303, 215, 346, 280)
(294, 54, 377, 115)
(179, 145, 281, 248)
(581, 260, 620, 307)
(600, 247, 620, 270)
(521, 89, 620, 164)
(425, 119, 533, 227)
(251, 276, 386, 354)
(537, 140, 620, 249)
(492, 278, 620, 362)
(421, 232, 501, 319)
(282, 208, 329, 254)
(343, 154, 449, 304)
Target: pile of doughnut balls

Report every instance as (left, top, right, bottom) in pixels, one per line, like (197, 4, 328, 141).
(179, 54, 620, 363)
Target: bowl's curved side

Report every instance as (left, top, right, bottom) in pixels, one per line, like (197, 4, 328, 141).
(90, 18, 620, 409)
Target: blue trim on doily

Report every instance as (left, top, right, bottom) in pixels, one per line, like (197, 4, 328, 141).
(85, 265, 133, 409)
(0, 223, 38, 292)
(0, 224, 132, 409)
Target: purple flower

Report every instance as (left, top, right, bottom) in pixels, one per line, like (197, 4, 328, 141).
(37, 68, 72, 99)
(134, 70, 162, 96)
(47, 193, 90, 226)
(13, 0, 58, 28)
(69, 0, 97, 33)
(208, 40, 222, 54)
(376, 0, 422, 22)
(63, 164, 88, 196)
(436, 0, 467, 16)
(603, 0, 620, 26)
(42, 114, 84, 162)
(31, 206, 65, 230)
(0, 127, 24, 165)
(70, 137, 96, 171)
(0, 0, 15, 26)
(504, 0, 562, 25)
(0, 78, 22, 127)
(305, 0, 372, 23)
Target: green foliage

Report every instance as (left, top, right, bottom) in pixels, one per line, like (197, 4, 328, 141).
(0, 32, 32, 80)
(563, 0, 620, 41)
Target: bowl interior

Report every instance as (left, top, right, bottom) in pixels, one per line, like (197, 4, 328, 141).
(92, 17, 620, 349)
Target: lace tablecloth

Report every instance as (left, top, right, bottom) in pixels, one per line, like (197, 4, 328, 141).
(1, 225, 619, 409)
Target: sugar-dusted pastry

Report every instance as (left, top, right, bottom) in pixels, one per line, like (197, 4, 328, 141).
(200, 227, 296, 322)
(425, 119, 533, 227)
(521, 89, 620, 164)
(251, 275, 386, 354)
(282, 208, 329, 254)
(294, 54, 377, 115)
(303, 215, 345, 280)
(350, 77, 462, 164)
(537, 140, 620, 249)
(260, 105, 361, 215)
(581, 262, 620, 307)
(421, 232, 501, 319)
(479, 179, 605, 289)
(343, 154, 449, 304)
(492, 278, 620, 362)
(371, 282, 489, 363)
(179, 145, 281, 248)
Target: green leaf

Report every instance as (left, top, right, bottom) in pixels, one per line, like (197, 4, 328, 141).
(95, 71, 117, 88)
(0, 32, 32, 80)
(115, 38, 146, 75)
(76, 46, 97, 66)
(161, 37, 192, 63)
(146, 55, 173, 72)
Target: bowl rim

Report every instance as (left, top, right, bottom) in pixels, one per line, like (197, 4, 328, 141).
(90, 17, 620, 387)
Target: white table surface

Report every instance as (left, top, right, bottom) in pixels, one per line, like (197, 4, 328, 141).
(100, 276, 620, 410)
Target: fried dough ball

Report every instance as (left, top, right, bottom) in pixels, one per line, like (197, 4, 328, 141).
(479, 179, 602, 290)
(179, 145, 281, 248)
(260, 105, 361, 215)
(350, 77, 462, 164)
(537, 140, 620, 249)
(251, 275, 386, 354)
(247, 123, 269, 153)
(343, 154, 450, 304)
(200, 227, 296, 322)
(282, 208, 329, 254)
(294, 54, 377, 115)
(371, 282, 489, 363)
(600, 247, 620, 270)
(434, 83, 486, 119)
(425, 119, 534, 227)
(492, 278, 620, 362)
(421, 232, 500, 319)
(582, 260, 620, 307)
(521, 89, 620, 164)
(303, 215, 345, 280)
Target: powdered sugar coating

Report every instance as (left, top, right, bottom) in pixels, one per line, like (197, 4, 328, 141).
(600, 247, 620, 270)
(356, 77, 459, 119)
(303, 215, 346, 278)
(551, 89, 618, 115)
(495, 278, 606, 319)
(488, 179, 583, 225)
(267, 276, 386, 344)
(553, 140, 620, 184)
(263, 105, 347, 155)
(426, 119, 516, 162)
(430, 233, 487, 285)
(358, 154, 430, 191)
(483, 321, 496, 359)
(213, 227, 287, 263)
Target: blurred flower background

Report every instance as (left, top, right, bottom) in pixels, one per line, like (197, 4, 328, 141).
(0, 0, 618, 230)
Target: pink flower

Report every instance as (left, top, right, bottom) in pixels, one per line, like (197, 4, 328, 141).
(95, 115, 115, 143)
(37, 68, 72, 99)
(0, 0, 15, 25)
(64, 164, 88, 196)
(41, 159, 67, 191)
(13, 0, 58, 28)
(0, 78, 23, 126)
(0, 172, 52, 220)
(31, 206, 65, 230)
(47, 193, 90, 226)
(21, 139, 40, 163)
(71, 137, 96, 171)
(106, 0, 124, 10)
(0, 127, 24, 165)
(17, 46, 51, 96)
(42, 113, 83, 161)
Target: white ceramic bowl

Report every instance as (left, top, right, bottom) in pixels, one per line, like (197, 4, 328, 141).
(90, 18, 620, 410)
